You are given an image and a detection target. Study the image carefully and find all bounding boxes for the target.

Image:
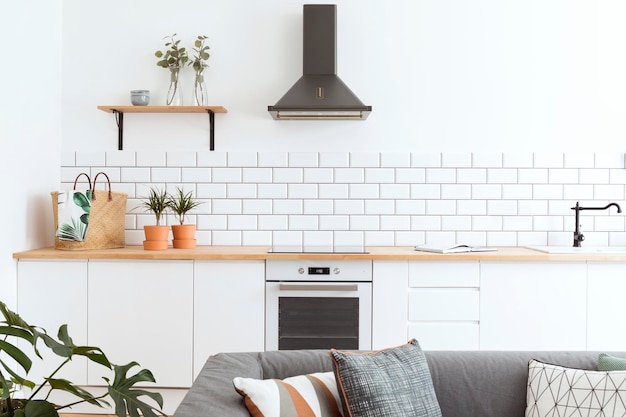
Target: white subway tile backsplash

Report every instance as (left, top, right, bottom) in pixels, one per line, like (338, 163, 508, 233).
(181, 167, 211, 183)
(319, 152, 349, 168)
(412, 153, 441, 168)
(579, 169, 609, 184)
(167, 151, 196, 167)
(151, 167, 181, 183)
(503, 153, 533, 168)
(197, 151, 227, 167)
(534, 153, 563, 168)
(212, 167, 242, 183)
(564, 152, 594, 168)
(243, 168, 272, 183)
(381, 152, 410, 168)
(396, 168, 426, 184)
(365, 200, 395, 215)
(441, 184, 471, 200)
(518, 169, 548, 184)
(380, 184, 410, 199)
(472, 152, 502, 168)
(304, 168, 333, 183)
(136, 151, 166, 167)
(426, 168, 456, 184)
(228, 152, 258, 167)
(227, 184, 257, 199)
(105, 151, 135, 167)
(335, 168, 365, 183)
(365, 168, 395, 184)
(289, 152, 318, 167)
(350, 152, 379, 167)
(457, 169, 487, 184)
(259, 152, 288, 167)
(273, 168, 303, 183)
(61, 151, 626, 247)
(442, 153, 471, 168)
(303, 231, 334, 246)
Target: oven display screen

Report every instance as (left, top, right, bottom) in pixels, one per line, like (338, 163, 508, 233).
(308, 267, 330, 275)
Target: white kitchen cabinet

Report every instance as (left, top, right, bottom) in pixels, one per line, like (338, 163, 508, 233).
(587, 262, 626, 350)
(193, 261, 265, 378)
(408, 261, 480, 350)
(16, 260, 88, 384)
(480, 262, 587, 350)
(87, 260, 194, 387)
(372, 261, 408, 349)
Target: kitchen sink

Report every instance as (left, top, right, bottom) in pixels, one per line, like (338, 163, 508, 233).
(527, 246, 626, 254)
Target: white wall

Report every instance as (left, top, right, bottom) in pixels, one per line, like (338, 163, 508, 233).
(62, 0, 626, 152)
(1, 1, 62, 309)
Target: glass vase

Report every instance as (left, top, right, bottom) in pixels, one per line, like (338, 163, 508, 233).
(193, 69, 207, 106)
(166, 65, 183, 106)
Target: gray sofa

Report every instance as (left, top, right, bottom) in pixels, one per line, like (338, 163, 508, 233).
(173, 349, 622, 417)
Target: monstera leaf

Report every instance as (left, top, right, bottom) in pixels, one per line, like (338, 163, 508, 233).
(104, 362, 165, 417)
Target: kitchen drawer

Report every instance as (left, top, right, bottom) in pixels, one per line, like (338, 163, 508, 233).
(408, 288, 479, 321)
(408, 323, 479, 350)
(409, 261, 479, 287)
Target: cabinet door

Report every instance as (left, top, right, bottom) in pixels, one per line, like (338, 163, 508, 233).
(372, 261, 408, 350)
(17, 260, 88, 384)
(588, 262, 626, 350)
(480, 262, 587, 350)
(193, 261, 265, 378)
(87, 260, 193, 387)
(408, 261, 480, 350)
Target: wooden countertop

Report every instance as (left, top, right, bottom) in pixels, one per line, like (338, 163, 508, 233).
(12, 246, 626, 261)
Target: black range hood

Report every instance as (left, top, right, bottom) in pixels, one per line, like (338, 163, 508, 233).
(268, 4, 372, 120)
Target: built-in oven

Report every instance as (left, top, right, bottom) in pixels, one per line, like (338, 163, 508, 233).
(265, 258, 372, 351)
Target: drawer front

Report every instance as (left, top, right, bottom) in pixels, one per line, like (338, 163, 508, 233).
(408, 323, 479, 350)
(409, 261, 479, 287)
(408, 289, 479, 321)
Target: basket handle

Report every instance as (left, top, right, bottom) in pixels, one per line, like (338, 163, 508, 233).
(92, 172, 113, 201)
(72, 173, 92, 190)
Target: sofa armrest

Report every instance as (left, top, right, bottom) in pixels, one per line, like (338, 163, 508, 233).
(173, 352, 262, 417)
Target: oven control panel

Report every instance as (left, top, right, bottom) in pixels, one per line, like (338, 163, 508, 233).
(267, 260, 372, 282)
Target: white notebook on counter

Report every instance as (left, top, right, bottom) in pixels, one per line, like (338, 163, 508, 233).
(414, 244, 498, 254)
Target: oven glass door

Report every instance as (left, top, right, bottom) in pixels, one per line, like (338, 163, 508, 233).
(265, 282, 372, 351)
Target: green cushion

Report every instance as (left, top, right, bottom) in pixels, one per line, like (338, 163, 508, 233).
(330, 339, 442, 417)
(598, 353, 626, 371)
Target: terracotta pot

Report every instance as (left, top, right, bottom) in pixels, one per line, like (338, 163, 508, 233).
(143, 225, 170, 250)
(172, 224, 197, 249)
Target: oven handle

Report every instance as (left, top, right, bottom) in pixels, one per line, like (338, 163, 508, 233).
(278, 284, 359, 292)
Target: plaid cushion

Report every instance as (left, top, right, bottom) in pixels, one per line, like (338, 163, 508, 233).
(330, 339, 442, 417)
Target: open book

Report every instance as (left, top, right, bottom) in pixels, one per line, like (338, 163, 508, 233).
(414, 244, 498, 254)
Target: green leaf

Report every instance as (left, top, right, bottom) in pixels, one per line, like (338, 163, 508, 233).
(0, 340, 32, 374)
(72, 192, 90, 210)
(154, 51, 163, 58)
(105, 362, 166, 417)
(0, 326, 34, 345)
(1, 358, 29, 386)
(39, 333, 72, 358)
(46, 379, 108, 407)
(22, 400, 58, 417)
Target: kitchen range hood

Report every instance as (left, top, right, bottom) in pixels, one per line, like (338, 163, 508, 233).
(268, 4, 372, 120)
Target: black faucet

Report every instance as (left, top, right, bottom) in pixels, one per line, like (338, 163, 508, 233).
(571, 201, 622, 247)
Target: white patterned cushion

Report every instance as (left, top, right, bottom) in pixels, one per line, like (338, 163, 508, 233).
(233, 371, 343, 417)
(526, 359, 626, 417)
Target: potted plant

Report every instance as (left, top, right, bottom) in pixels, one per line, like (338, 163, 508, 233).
(189, 35, 210, 106)
(155, 33, 189, 106)
(137, 187, 170, 250)
(167, 187, 202, 249)
(0, 300, 165, 417)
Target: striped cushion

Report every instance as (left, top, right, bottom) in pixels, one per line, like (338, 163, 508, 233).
(233, 371, 344, 417)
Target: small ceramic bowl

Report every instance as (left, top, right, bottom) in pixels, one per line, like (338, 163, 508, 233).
(130, 90, 150, 106)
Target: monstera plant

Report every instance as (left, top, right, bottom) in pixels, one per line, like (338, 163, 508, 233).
(0, 301, 165, 417)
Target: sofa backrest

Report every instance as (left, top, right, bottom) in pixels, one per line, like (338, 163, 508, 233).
(173, 349, 626, 417)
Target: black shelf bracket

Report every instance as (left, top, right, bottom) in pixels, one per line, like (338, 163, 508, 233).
(108, 108, 218, 151)
(113, 110, 124, 150)
(207, 109, 215, 151)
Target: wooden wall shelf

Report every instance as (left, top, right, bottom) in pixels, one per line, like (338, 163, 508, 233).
(97, 105, 228, 150)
